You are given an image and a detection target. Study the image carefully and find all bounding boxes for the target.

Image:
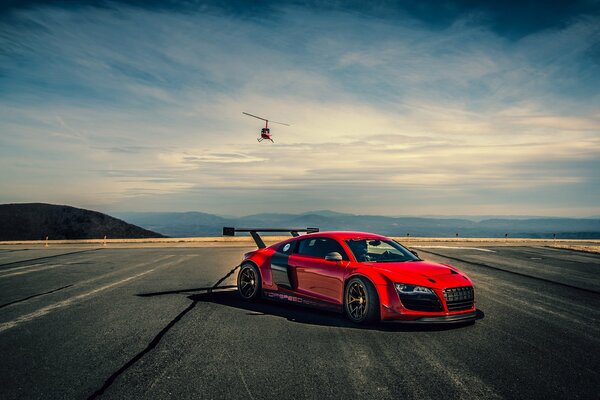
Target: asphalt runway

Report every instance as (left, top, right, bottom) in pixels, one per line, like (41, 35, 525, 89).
(0, 244, 598, 399)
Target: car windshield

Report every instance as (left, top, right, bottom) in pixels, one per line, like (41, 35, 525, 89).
(345, 238, 419, 263)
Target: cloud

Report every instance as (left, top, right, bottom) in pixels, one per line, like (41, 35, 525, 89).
(160, 151, 267, 167)
(0, 3, 598, 216)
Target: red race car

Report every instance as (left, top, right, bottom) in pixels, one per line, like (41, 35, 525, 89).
(224, 227, 477, 324)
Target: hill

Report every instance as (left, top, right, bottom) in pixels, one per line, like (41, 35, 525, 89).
(0, 203, 165, 240)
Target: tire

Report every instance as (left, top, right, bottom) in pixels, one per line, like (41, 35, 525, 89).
(237, 263, 261, 301)
(344, 276, 380, 324)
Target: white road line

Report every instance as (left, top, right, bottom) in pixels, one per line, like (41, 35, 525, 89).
(0, 256, 173, 310)
(0, 263, 68, 279)
(0, 254, 111, 279)
(412, 246, 496, 253)
(0, 256, 190, 334)
(0, 263, 45, 275)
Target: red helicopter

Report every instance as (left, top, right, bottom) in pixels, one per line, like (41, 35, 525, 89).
(243, 112, 290, 143)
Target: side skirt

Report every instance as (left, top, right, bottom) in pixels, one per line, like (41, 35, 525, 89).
(262, 289, 343, 313)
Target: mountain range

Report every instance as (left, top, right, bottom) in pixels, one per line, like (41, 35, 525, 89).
(113, 210, 600, 239)
(2, 203, 597, 240)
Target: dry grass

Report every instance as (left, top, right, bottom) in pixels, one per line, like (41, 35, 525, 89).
(547, 244, 600, 254)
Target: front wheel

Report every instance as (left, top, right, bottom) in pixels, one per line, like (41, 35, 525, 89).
(237, 263, 261, 301)
(344, 276, 380, 324)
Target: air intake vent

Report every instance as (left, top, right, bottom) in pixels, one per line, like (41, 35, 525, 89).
(443, 286, 474, 311)
(398, 293, 443, 312)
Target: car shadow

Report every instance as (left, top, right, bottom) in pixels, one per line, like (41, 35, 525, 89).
(187, 289, 485, 332)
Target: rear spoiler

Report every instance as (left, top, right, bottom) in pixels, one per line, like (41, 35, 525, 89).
(222, 227, 319, 249)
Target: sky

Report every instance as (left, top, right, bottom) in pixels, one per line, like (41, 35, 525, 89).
(1, 0, 599, 217)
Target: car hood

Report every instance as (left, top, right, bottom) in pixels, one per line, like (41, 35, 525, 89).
(363, 260, 471, 287)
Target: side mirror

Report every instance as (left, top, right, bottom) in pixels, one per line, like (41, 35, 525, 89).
(325, 252, 343, 261)
(410, 249, 419, 257)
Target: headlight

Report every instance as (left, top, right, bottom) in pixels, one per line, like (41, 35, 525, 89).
(395, 283, 434, 295)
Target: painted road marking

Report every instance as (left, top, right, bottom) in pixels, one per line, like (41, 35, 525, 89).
(0, 254, 111, 279)
(0, 255, 191, 334)
(0, 263, 70, 279)
(412, 246, 496, 253)
(0, 263, 45, 275)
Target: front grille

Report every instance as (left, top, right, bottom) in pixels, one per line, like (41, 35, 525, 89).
(443, 286, 474, 311)
(398, 293, 443, 312)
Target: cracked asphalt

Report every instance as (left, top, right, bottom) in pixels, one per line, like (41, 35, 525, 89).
(0, 244, 598, 399)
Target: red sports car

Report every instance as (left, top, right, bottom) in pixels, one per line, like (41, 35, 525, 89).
(224, 227, 477, 324)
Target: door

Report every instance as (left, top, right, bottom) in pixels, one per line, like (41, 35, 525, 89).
(289, 237, 349, 304)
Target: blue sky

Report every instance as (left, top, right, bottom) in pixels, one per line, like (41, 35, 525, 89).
(1, 0, 599, 217)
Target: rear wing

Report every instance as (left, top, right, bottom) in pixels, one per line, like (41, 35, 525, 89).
(222, 227, 319, 249)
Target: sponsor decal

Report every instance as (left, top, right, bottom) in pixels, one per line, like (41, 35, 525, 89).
(263, 290, 340, 312)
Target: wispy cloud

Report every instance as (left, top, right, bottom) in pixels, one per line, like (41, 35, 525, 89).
(0, 3, 598, 216)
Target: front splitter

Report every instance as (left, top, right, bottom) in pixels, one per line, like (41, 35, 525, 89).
(384, 309, 483, 324)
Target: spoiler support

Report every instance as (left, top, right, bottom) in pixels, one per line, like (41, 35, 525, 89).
(222, 227, 319, 249)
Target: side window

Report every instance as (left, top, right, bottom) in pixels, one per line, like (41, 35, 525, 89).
(277, 240, 295, 255)
(296, 238, 348, 260)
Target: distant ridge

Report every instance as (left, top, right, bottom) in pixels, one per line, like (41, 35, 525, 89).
(0, 203, 165, 240)
(114, 210, 600, 239)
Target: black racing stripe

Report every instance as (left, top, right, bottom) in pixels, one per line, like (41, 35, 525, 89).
(271, 251, 292, 289)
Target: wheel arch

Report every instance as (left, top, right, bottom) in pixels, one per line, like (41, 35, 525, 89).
(344, 273, 382, 305)
(241, 259, 262, 280)
(346, 267, 391, 286)
(344, 273, 378, 291)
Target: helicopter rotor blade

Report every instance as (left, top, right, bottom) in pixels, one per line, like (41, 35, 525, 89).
(269, 120, 290, 126)
(243, 112, 290, 126)
(242, 112, 268, 122)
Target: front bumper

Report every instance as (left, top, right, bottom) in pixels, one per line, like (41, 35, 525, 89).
(378, 283, 479, 323)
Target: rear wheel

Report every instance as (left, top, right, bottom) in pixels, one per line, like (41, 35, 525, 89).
(344, 276, 379, 324)
(237, 263, 261, 301)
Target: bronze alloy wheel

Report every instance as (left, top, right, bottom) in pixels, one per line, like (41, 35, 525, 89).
(344, 276, 379, 324)
(238, 264, 261, 300)
(347, 281, 368, 320)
